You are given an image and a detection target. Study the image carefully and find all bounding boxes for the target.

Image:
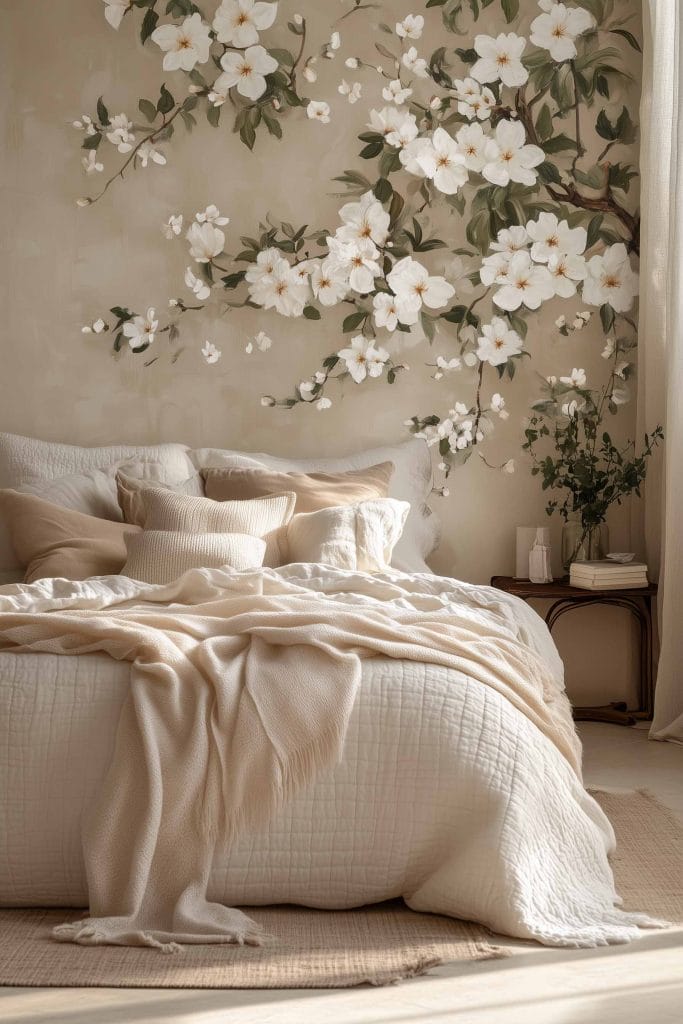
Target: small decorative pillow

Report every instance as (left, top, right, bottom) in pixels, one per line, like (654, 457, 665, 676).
(202, 462, 395, 514)
(0, 489, 141, 583)
(121, 531, 266, 585)
(116, 470, 204, 527)
(136, 488, 297, 567)
(285, 499, 410, 572)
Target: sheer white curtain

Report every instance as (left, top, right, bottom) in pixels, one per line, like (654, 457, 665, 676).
(638, 0, 683, 741)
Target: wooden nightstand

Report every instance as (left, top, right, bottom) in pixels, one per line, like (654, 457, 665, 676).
(490, 576, 658, 726)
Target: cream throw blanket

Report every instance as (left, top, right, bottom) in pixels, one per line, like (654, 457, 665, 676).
(0, 565, 655, 951)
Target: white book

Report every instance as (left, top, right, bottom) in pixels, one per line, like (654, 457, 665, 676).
(570, 577, 649, 591)
(570, 561, 648, 578)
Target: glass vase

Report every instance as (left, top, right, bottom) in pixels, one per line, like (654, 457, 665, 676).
(561, 521, 609, 572)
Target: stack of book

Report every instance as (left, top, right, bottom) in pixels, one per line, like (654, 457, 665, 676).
(569, 560, 649, 591)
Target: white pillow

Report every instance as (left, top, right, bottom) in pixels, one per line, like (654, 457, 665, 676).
(121, 531, 265, 585)
(286, 499, 409, 572)
(0, 432, 196, 570)
(189, 438, 438, 573)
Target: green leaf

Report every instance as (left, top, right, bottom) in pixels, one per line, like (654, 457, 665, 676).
(374, 177, 393, 202)
(268, 47, 295, 67)
(140, 7, 158, 43)
(501, 0, 519, 22)
(342, 311, 366, 333)
(610, 28, 642, 53)
(543, 134, 577, 154)
(221, 271, 246, 289)
(536, 103, 553, 143)
(360, 141, 384, 160)
(586, 214, 603, 249)
(600, 303, 615, 334)
(303, 305, 321, 320)
(81, 132, 102, 150)
(96, 97, 110, 127)
(139, 98, 158, 123)
(536, 160, 562, 184)
(157, 84, 174, 115)
(240, 118, 256, 150)
(206, 104, 221, 128)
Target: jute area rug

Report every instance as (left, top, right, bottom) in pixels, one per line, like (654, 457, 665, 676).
(0, 788, 680, 989)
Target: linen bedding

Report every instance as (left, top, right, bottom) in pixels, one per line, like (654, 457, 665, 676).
(0, 564, 661, 951)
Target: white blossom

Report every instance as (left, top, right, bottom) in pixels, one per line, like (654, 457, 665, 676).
(582, 243, 639, 313)
(254, 330, 273, 351)
(490, 393, 509, 419)
(387, 256, 456, 322)
(219, 45, 278, 100)
(453, 77, 496, 121)
(471, 33, 529, 88)
(310, 259, 350, 306)
(530, 3, 595, 62)
(490, 225, 530, 256)
(396, 14, 424, 39)
(480, 252, 512, 287)
(547, 253, 587, 298)
(329, 31, 341, 51)
(407, 127, 468, 194)
(492, 251, 555, 311)
(185, 266, 211, 301)
(326, 237, 381, 294)
(213, 0, 278, 48)
(345, 57, 360, 69)
(122, 307, 158, 350)
(196, 204, 230, 226)
(137, 142, 166, 167)
(385, 111, 419, 149)
(475, 318, 523, 365)
(249, 258, 309, 317)
(338, 80, 362, 103)
(555, 314, 567, 328)
(73, 114, 97, 136)
(611, 385, 630, 406)
(373, 292, 403, 331)
(602, 337, 616, 359)
(502, 459, 516, 474)
(82, 150, 103, 174)
(81, 318, 107, 334)
(383, 79, 413, 105)
(402, 46, 429, 78)
(105, 113, 135, 153)
(455, 122, 488, 173)
(561, 399, 584, 417)
(307, 100, 331, 123)
(337, 335, 389, 383)
(526, 212, 587, 263)
(201, 340, 222, 364)
(367, 106, 405, 140)
(302, 63, 318, 84)
(560, 367, 587, 388)
(151, 13, 212, 72)
(316, 396, 332, 410)
(102, 0, 131, 30)
(162, 214, 183, 239)
(482, 119, 545, 187)
(186, 221, 225, 263)
(337, 191, 390, 246)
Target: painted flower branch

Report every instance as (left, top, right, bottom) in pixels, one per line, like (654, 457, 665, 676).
(83, 0, 643, 482)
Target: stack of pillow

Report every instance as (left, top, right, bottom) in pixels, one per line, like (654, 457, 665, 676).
(0, 433, 439, 586)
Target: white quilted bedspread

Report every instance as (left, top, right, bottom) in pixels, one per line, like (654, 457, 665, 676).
(0, 574, 661, 947)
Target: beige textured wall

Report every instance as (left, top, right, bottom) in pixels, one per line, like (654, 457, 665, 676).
(0, 0, 643, 704)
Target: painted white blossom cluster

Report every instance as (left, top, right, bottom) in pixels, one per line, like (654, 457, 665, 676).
(82, 0, 642, 480)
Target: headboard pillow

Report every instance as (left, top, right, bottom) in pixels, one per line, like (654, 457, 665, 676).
(285, 499, 410, 572)
(0, 432, 195, 571)
(121, 531, 266, 585)
(202, 462, 394, 513)
(0, 490, 141, 583)
(190, 438, 438, 573)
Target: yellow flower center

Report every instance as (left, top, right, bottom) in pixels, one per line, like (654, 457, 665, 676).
(497, 53, 510, 66)
(501, 149, 514, 163)
(177, 34, 192, 49)
(239, 62, 253, 77)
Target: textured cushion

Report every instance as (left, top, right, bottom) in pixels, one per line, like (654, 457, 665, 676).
(137, 488, 297, 567)
(121, 531, 266, 585)
(0, 433, 194, 571)
(0, 490, 140, 583)
(286, 499, 410, 572)
(203, 463, 394, 514)
(116, 471, 204, 527)
(190, 439, 438, 573)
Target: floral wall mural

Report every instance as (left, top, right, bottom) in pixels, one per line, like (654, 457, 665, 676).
(72, 0, 644, 497)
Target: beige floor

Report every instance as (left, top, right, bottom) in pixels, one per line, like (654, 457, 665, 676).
(1, 724, 681, 1024)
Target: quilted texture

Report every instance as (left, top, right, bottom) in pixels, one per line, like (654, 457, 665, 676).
(0, 641, 623, 946)
(190, 439, 439, 573)
(122, 531, 266, 584)
(0, 434, 194, 572)
(285, 499, 410, 571)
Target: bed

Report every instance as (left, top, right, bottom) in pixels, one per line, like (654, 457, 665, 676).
(0, 432, 661, 950)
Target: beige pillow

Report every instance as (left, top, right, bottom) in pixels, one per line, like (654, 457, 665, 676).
(138, 487, 297, 567)
(285, 499, 410, 572)
(121, 531, 266, 585)
(202, 462, 395, 514)
(0, 489, 141, 583)
(117, 470, 204, 527)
